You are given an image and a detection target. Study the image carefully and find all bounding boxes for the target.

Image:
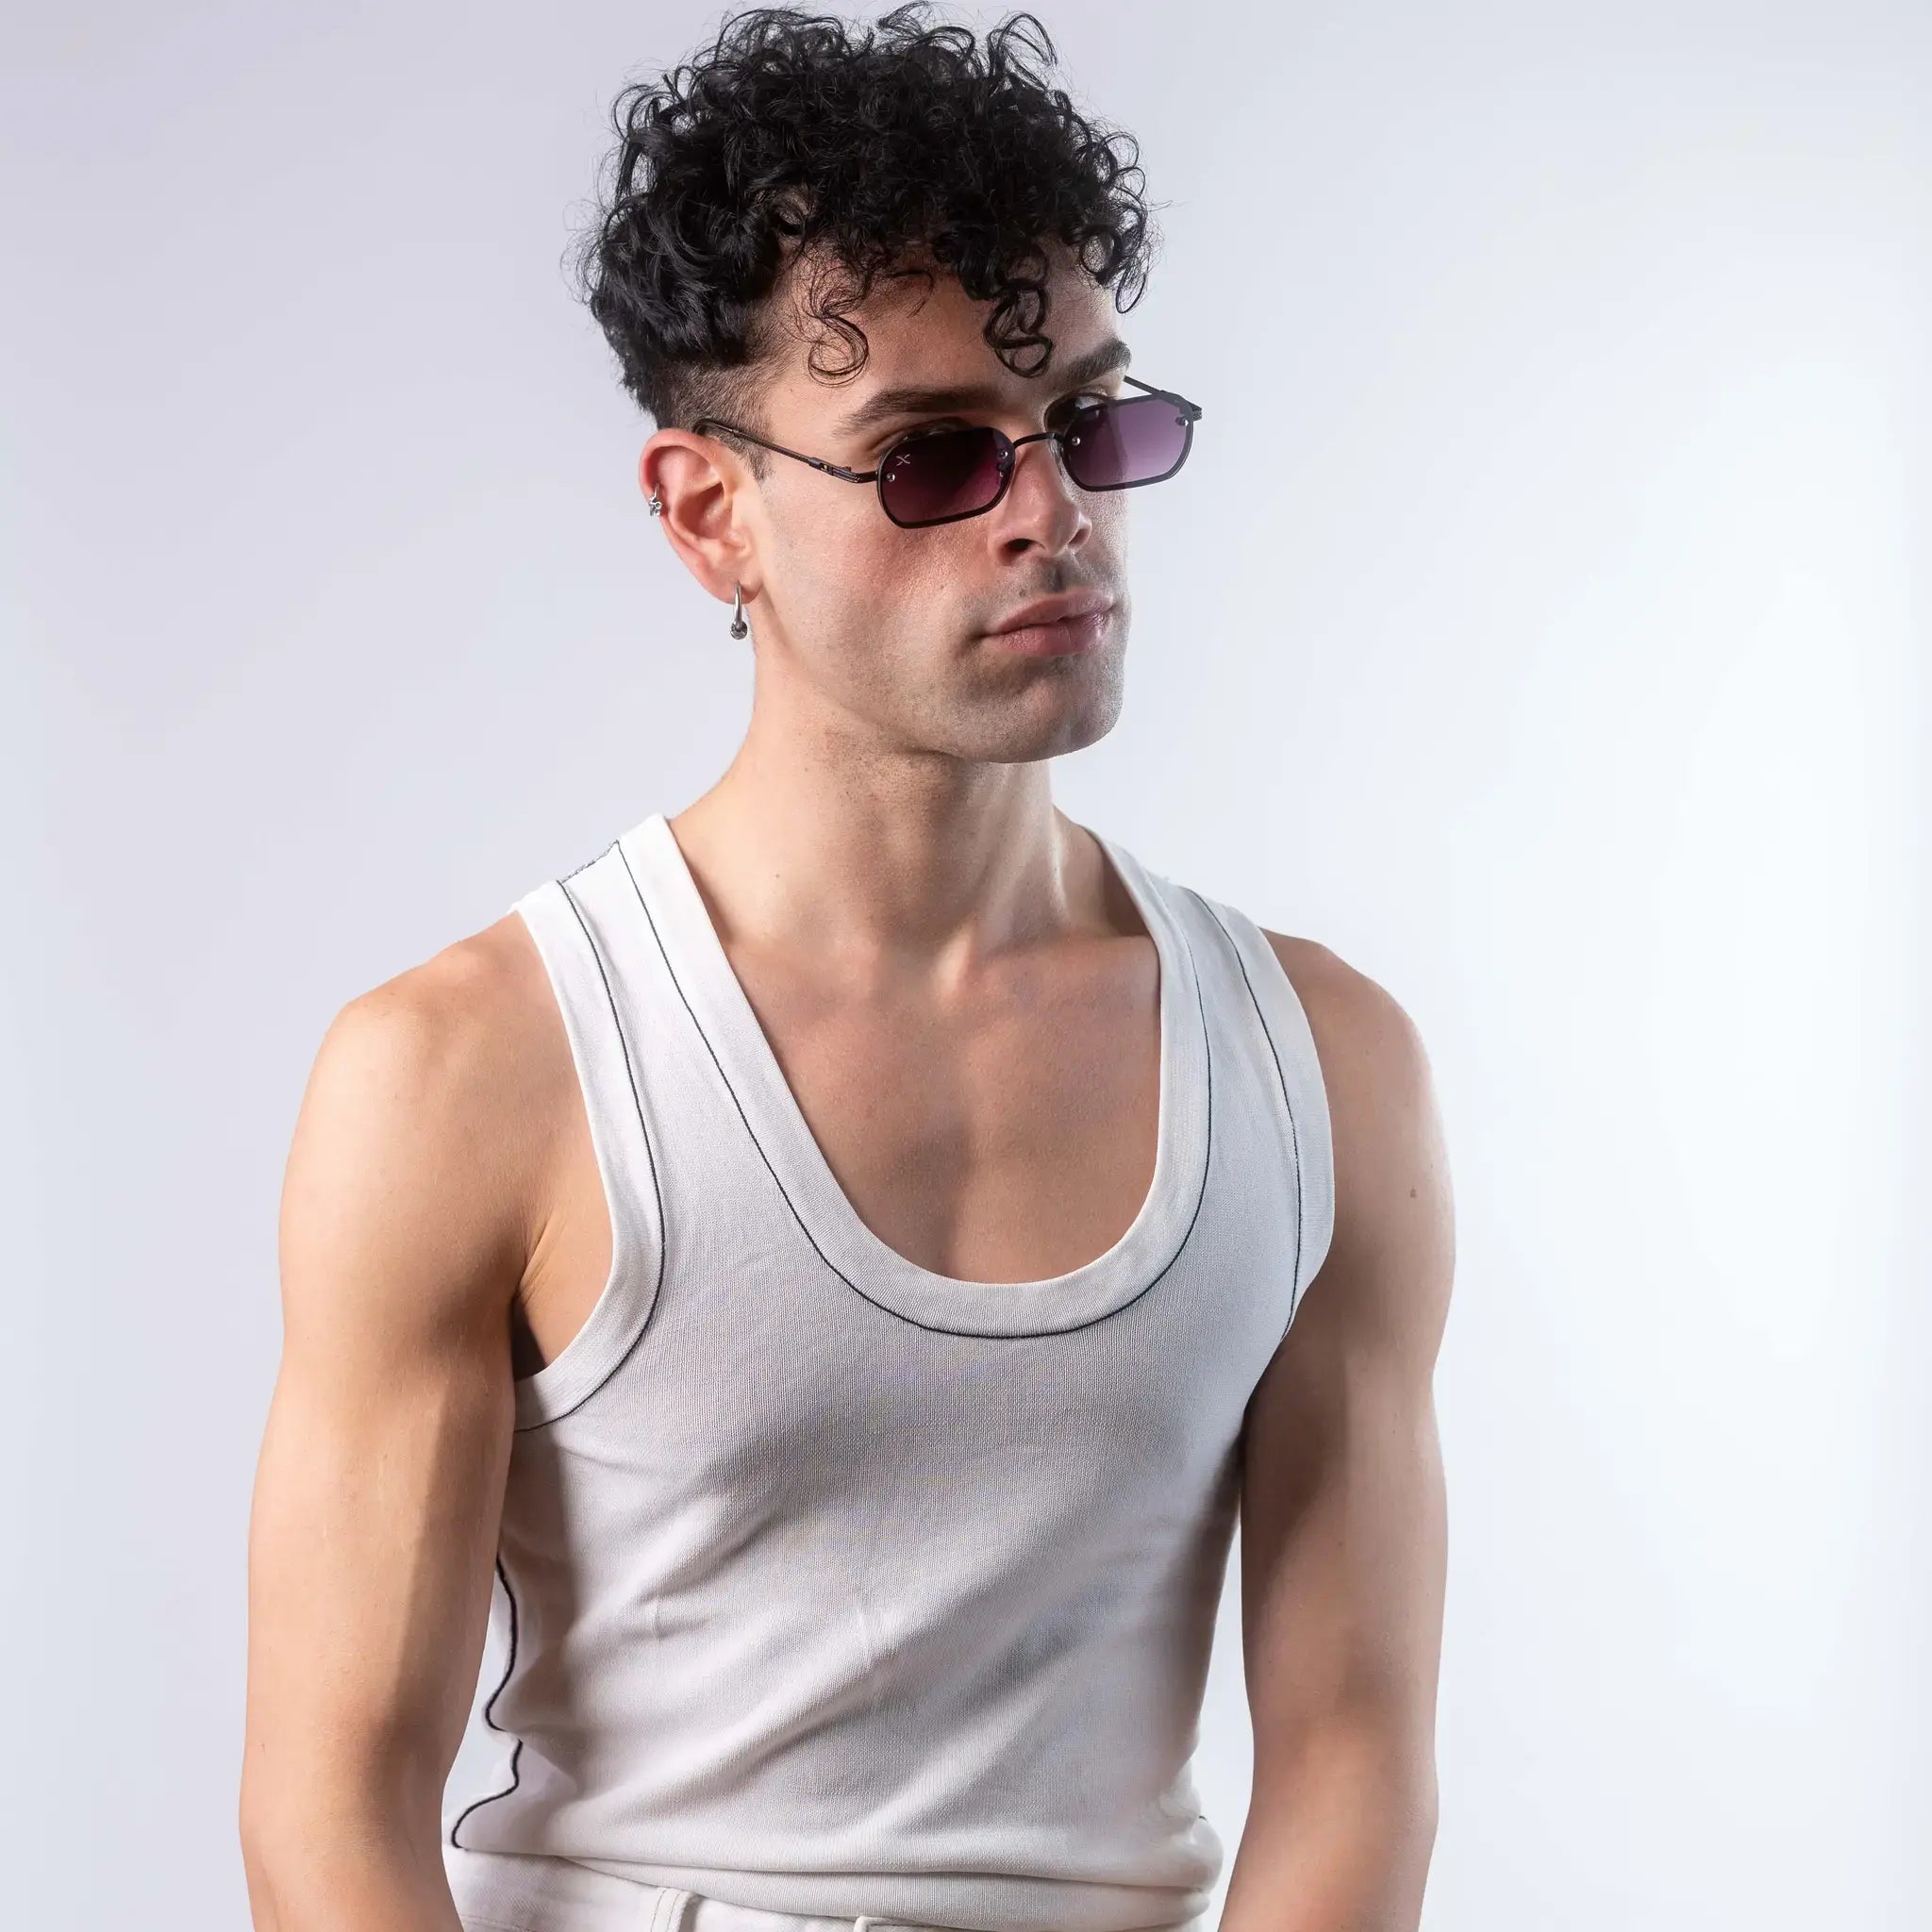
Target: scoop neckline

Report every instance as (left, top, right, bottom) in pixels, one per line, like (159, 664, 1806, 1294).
(616, 809, 1210, 1337)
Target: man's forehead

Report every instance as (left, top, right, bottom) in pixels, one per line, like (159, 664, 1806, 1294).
(819, 334, 1133, 442)
(766, 253, 1129, 434)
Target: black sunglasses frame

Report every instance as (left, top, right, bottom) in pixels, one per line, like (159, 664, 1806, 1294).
(690, 373, 1204, 529)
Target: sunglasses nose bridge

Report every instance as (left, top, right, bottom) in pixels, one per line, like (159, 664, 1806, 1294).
(1003, 425, 1076, 492)
(1007, 426, 1062, 467)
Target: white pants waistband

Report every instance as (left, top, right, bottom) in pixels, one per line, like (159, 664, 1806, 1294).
(444, 1845, 978, 1932)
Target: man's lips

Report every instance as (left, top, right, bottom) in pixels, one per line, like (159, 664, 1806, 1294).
(986, 608, 1114, 656)
(983, 591, 1116, 656)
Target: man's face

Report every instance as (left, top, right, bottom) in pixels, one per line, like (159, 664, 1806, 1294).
(721, 246, 1136, 764)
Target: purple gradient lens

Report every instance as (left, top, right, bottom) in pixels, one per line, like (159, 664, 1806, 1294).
(1061, 394, 1191, 489)
(879, 426, 1008, 525)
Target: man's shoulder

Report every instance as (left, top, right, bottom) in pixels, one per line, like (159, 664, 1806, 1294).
(1252, 925, 1448, 1318)
(1256, 927, 1391, 1033)
(1253, 925, 1430, 1106)
(1133, 853, 1407, 1063)
(313, 907, 576, 1190)
(337, 907, 554, 1072)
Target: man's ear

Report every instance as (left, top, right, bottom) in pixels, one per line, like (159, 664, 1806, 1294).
(639, 429, 757, 606)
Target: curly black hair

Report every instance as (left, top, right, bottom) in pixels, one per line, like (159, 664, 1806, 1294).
(567, 4, 1158, 479)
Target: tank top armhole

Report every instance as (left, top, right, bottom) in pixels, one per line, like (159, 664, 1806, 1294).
(1192, 891, 1337, 1335)
(506, 874, 666, 1430)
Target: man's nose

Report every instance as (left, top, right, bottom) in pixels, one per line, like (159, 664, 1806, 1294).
(997, 433, 1090, 548)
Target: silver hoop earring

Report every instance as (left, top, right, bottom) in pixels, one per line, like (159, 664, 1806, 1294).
(728, 582, 748, 640)
(646, 491, 663, 517)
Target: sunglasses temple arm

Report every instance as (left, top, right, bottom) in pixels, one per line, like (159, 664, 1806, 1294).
(1120, 373, 1204, 420)
(693, 419, 877, 483)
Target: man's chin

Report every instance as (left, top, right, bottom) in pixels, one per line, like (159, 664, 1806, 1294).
(956, 674, 1127, 763)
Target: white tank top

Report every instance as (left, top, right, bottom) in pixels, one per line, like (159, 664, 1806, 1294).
(441, 809, 1335, 1932)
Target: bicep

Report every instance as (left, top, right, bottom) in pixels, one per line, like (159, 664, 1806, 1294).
(242, 977, 527, 1853)
(1239, 951, 1454, 1790)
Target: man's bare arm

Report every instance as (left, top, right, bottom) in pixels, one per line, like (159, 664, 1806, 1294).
(1219, 937, 1455, 1932)
(240, 925, 558, 1930)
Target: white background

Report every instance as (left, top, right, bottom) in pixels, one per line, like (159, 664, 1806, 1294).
(3, 4, 1924, 1927)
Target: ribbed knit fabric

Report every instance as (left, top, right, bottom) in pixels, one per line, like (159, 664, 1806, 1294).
(441, 809, 1335, 1932)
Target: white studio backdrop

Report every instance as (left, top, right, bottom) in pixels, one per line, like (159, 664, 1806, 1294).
(2, 4, 1924, 1927)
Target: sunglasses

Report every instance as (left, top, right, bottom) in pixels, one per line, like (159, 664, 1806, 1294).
(688, 374, 1204, 529)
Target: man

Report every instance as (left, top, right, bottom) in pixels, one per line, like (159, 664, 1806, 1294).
(240, 9, 1453, 1932)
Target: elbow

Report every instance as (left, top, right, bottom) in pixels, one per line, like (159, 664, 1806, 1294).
(237, 1769, 451, 1930)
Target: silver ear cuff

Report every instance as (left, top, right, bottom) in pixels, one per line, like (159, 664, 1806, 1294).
(645, 489, 743, 637)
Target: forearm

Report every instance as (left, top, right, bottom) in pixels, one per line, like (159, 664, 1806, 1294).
(1216, 1723, 1439, 1932)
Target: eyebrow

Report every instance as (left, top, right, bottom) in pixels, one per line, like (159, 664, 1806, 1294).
(833, 337, 1134, 442)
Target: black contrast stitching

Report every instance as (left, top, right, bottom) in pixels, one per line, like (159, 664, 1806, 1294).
(509, 863, 671, 1432)
(1187, 890, 1306, 1341)
(446, 1556, 523, 1847)
(617, 833, 1213, 1340)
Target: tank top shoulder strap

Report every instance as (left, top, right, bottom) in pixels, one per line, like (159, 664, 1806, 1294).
(1164, 878, 1337, 1329)
(506, 843, 668, 1431)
